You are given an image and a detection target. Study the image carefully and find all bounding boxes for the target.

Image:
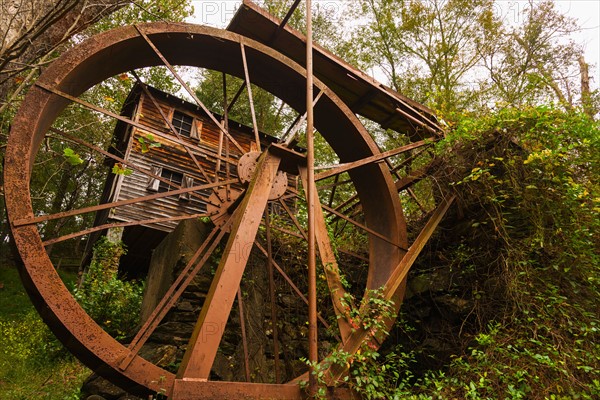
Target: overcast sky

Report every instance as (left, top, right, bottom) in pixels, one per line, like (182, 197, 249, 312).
(187, 0, 600, 90)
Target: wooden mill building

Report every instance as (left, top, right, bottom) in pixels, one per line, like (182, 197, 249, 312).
(88, 82, 281, 275)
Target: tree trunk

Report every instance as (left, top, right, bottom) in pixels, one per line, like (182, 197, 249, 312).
(578, 55, 594, 118)
(0, 0, 131, 112)
(42, 163, 74, 257)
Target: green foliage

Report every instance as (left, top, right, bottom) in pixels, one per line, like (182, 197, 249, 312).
(0, 311, 88, 399)
(0, 267, 89, 399)
(403, 107, 599, 398)
(297, 107, 599, 398)
(482, 1, 588, 111)
(0, 311, 67, 372)
(73, 238, 144, 340)
(303, 289, 407, 399)
(348, 0, 594, 116)
(0, 267, 35, 318)
(350, 0, 500, 114)
(7, 0, 193, 262)
(112, 162, 134, 175)
(86, 0, 193, 34)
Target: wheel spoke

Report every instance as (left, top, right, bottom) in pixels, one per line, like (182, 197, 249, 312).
(214, 73, 228, 182)
(226, 81, 246, 114)
(130, 71, 222, 187)
(281, 89, 324, 146)
(286, 186, 406, 251)
(330, 191, 359, 216)
(277, 198, 308, 239)
(299, 167, 354, 343)
(240, 42, 261, 151)
(39, 83, 234, 167)
(320, 200, 407, 251)
(407, 187, 427, 213)
(327, 174, 340, 208)
(316, 176, 352, 191)
(328, 159, 435, 221)
(13, 179, 235, 227)
(265, 210, 281, 383)
(321, 195, 456, 385)
(119, 219, 231, 370)
(268, 224, 304, 239)
(177, 152, 281, 380)
(253, 240, 335, 335)
(134, 25, 245, 154)
(395, 163, 431, 191)
(314, 139, 431, 182)
(268, 0, 302, 43)
(225, 137, 232, 200)
(390, 146, 431, 175)
(48, 127, 223, 209)
(380, 195, 456, 302)
(42, 213, 208, 246)
(236, 288, 252, 382)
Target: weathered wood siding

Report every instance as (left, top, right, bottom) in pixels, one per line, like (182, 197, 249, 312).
(108, 89, 271, 231)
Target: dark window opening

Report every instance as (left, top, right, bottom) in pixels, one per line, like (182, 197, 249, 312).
(158, 169, 183, 192)
(172, 110, 194, 137)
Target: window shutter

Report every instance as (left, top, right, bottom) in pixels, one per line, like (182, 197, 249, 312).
(165, 108, 174, 128)
(179, 175, 194, 201)
(191, 120, 202, 140)
(147, 165, 162, 191)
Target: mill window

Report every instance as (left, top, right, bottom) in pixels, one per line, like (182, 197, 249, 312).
(147, 166, 183, 193)
(158, 169, 183, 192)
(171, 110, 194, 137)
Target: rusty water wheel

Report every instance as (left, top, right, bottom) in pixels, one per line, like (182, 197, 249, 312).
(4, 23, 411, 399)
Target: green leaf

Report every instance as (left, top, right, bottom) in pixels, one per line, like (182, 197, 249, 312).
(112, 163, 133, 176)
(63, 148, 83, 165)
(138, 134, 161, 153)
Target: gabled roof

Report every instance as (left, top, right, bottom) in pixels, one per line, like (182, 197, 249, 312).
(227, 0, 443, 141)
